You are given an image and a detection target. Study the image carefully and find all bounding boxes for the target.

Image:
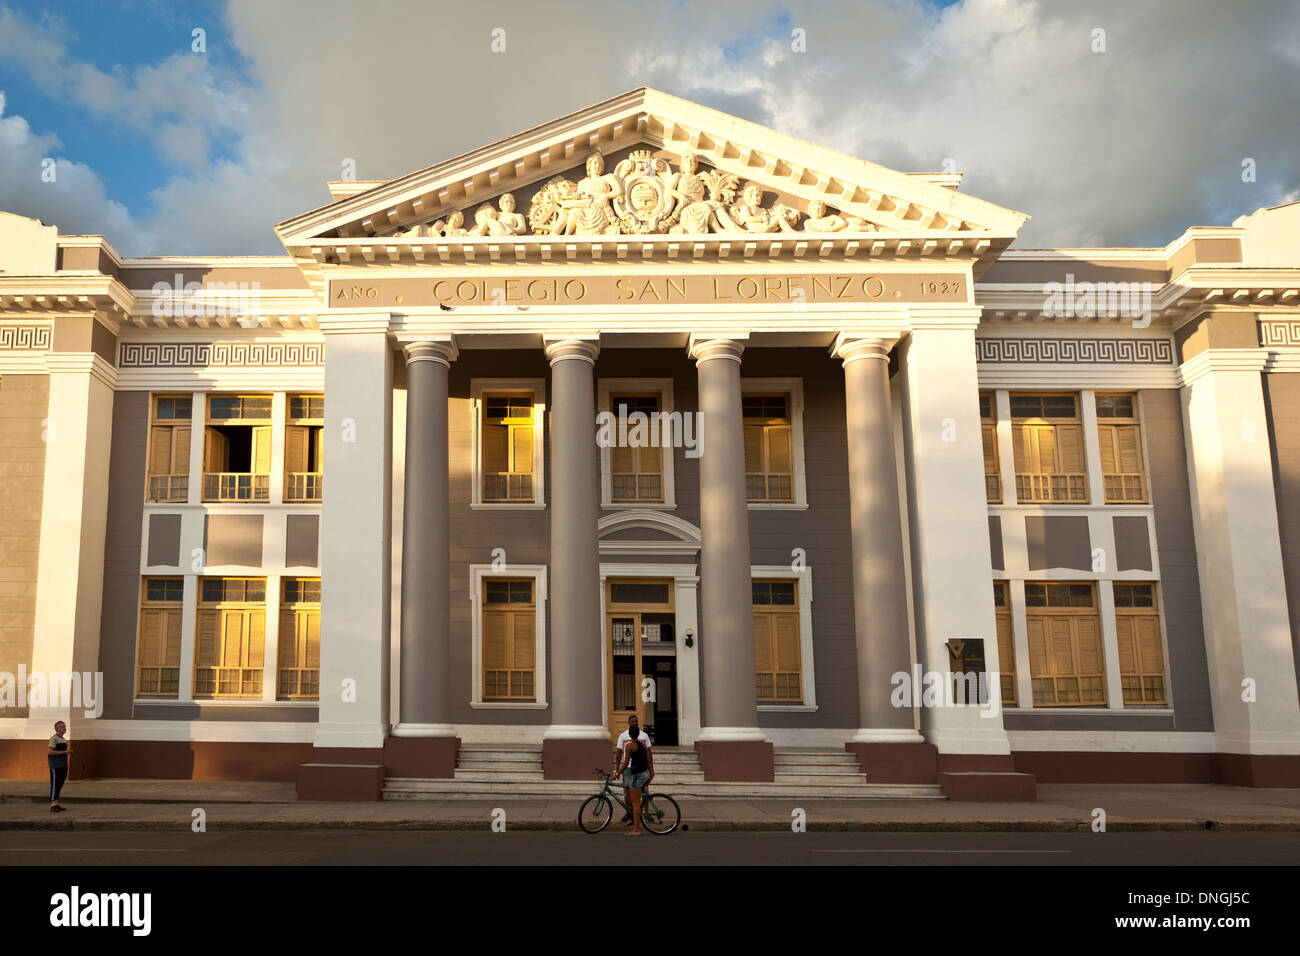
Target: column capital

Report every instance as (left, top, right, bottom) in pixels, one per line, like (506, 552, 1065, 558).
(317, 310, 394, 335)
(687, 333, 747, 365)
(43, 352, 118, 388)
(1178, 347, 1269, 386)
(906, 306, 983, 332)
(829, 333, 897, 365)
(543, 335, 600, 365)
(403, 337, 458, 367)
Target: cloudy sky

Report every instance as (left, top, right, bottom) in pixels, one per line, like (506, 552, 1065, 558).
(0, 0, 1297, 256)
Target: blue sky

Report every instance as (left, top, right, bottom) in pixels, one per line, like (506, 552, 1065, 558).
(1, 0, 1297, 255)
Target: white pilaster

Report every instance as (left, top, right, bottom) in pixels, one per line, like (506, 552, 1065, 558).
(1180, 348, 1300, 755)
(27, 353, 117, 727)
(898, 311, 1012, 754)
(314, 312, 394, 750)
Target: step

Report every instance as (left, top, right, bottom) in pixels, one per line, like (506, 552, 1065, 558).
(383, 777, 945, 800)
(455, 758, 543, 770)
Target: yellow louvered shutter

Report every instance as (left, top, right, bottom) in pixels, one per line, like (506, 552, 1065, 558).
(1057, 425, 1084, 474)
(204, 428, 229, 472)
(743, 425, 764, 474)
(640, 441, 662, 476)
(774, 612, 801, 700)
(752, 612, 773, 700)
(313, 427, 324, 470)
(279, 609, 298, 668)
(512, 423, 533, 475)
(304, 610, 320, 669)
(252, 426, 273, 473)
(163, 610, 181, 667)
(222, 612, 244, 666)
(484, 611, 507, 669)
(150, 427, 172, 476)
(981, 424, 997, 472)
(996, 611, 1016, 705)
(140, 609, 161, 667)
(1136, 616, 1162, 674)
(1036, 427, 1057, 474)
(171, 426, 190, 474)
(1116, 615, 1136, 675)
(1050, 618, 1074, 674)
(246, 611, 265, 668)
(1117, 426, 1142, 473)
(284, 425, 308, 472)
(767, 424, 792, 474)
(1098, 424, 1117, 474)
(513, 611, 535, 698)
(483, 422, 508, 474)
(197, 609, 218, 667)
(1012, 423, 1029, 473)
(1026, 617, 1048, 678)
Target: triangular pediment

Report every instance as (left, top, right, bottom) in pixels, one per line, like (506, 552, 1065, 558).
(277, 88, 1028, 253)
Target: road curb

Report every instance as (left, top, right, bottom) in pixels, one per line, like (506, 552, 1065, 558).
(1, 818, 1298, 832)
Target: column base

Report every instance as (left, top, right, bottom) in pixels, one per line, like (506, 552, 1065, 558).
(296, 747, 386, 800)
(1215, 753, 1300, 788)
(845, 741, 938, 784)
(694, 739, 774, 782)
(384, 735, 459, 778)
(542, 736, 613, 781)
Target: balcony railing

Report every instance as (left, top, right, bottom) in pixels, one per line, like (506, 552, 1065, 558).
(1015, 473, 1087, 503)
(147, 475, 189, 503)
(1103, 472, 1147, 503)
(203, 473, 270, 502)
(194, 666, 263, 698)
(278, 667, 319, 700)
(285, 472, 323, 502)
(482, 472, 533, 502)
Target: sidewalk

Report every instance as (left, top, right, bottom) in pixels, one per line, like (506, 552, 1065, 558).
(3, 779, 1300, 831)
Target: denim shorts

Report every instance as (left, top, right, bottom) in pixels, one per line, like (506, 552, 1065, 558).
(622, 769, 650, 790)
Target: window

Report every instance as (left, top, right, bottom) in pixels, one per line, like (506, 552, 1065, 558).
(1114, 583, 1166, 705)
(609, 393, 664, 503)
(743, 394, 793, 502)
(195, 577, 266, 698)
(482, 578, 536, 700)
(480, 390, 537, 504)
(136, 577, 183, 697)
(285, 394, 324, 502)
(147, 395, 192, 502)
(980, 393, 1001, 504)
(203, 395, 272, 502)
(752, 580, 802, 702)
(993, 581, 1016, 707)
(278, 578, 320, 700)
(1025, 582, 1105, 706)
(1011, 393, 1087, 503)
(1096, 393, 1148, 503)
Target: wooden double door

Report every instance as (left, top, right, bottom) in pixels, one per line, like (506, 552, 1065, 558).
(605, 579, 678, 746)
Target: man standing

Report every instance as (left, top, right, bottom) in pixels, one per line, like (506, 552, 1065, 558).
(47, 721, 71, 813)
(612, 715, 652, 826)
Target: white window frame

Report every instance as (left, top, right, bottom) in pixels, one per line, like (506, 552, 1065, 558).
(597, 377, 677, 511)
(751, 564, 817, 711)
(470, 379, 546, 510)
(468, 563, 548, 708)
(741, 377, 808, 510)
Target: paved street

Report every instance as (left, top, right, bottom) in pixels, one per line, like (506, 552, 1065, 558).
(2, 829, 1298, 865)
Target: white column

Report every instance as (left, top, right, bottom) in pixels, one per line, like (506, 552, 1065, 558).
(1097, 579, 1125, 710)
(27, 353, 116, 728)
(897, 311, 1012, 755)
(314, 313, 394, 750)
(1180, 349, 1300, 757)
(1080, 390, 1105, 506)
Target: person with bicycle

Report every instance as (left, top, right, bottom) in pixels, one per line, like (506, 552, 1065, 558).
(611, 718, 654, 836)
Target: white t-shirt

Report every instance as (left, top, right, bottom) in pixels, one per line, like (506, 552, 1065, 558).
(616, 730, 651, 765)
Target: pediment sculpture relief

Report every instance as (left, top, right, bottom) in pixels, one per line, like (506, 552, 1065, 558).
(387, 150, 878, 238)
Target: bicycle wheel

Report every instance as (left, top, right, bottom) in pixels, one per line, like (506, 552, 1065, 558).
(579, 794, 614, 833)
(641, 792, 680, 835)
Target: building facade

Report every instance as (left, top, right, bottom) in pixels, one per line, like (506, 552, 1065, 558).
(2, 89, 1299, 798)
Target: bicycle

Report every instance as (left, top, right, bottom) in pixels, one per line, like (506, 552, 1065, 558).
(578, 768, 681, 835)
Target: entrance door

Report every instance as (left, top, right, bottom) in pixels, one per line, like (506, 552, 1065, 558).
(605, 579, 677, 744)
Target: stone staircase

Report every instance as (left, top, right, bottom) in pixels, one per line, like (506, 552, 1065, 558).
(383, 744, 944, 800)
